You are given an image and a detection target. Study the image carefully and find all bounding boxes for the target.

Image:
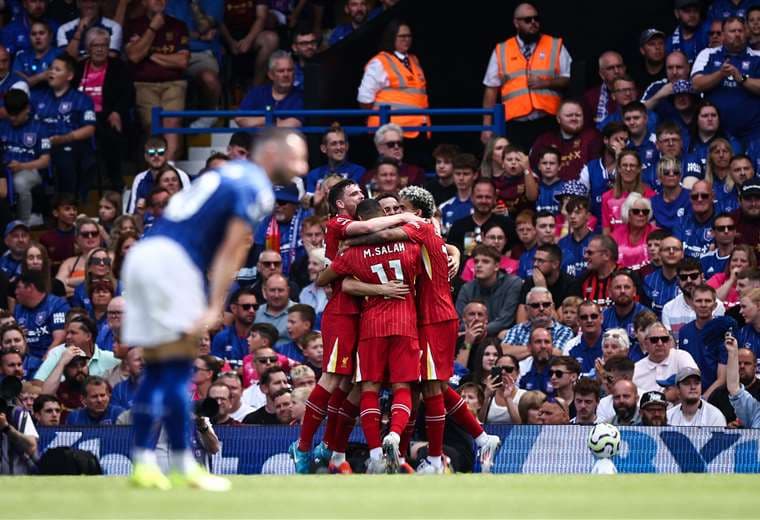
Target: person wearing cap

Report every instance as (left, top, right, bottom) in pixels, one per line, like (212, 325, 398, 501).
(692, 16, 760, 141)
(42, 348, 90, 418)
(633, 321, 699, 393)
(667, 367, 728, 426)
(667, 0, 710, 64)
(0, 220, 30, 282)
(642, 51, 691, 133)
(731, 177, 760, 250)
(582, 51, 627, 129)
(631, 29, 667, 93)
(250, 182, 309, 276)
(480, 2, 572, 151)
(639, 390, 669, 426)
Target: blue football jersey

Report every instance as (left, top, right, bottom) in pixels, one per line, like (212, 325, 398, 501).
(34, 87, 96, 137)
(14, 294, 70, 358)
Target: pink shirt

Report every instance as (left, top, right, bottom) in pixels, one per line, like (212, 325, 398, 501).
(707, 272, 739, 306)
(460, 256, 519, 282)
(611, 223, 657, 270)
(242, 353, 295, 388)
(79, 61, 107, 113)
(601, 187, 656, 234)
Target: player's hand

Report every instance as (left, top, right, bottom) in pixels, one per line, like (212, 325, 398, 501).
(376, 280, 409, 300)
(447, 254, 459, 280)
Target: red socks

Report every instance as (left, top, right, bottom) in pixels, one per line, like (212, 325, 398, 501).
(360, 391, 381, 450)
(390, 386, 412, 436)
(424, 393, 446, 458)
(332, 399, 359, 454)
(322, 387, 348, 449)
(298, 384, 331, 451)
(444, 385, 484, 438)
(399, 419, 415, 459)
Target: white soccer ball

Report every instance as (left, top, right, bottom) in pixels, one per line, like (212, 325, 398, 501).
(587, 423, 621, 459)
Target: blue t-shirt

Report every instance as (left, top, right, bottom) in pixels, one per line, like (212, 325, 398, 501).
(111, 377, 139, 410)
(642, 80, 682, 130)
(642, 156, 702, 193)
(70, 280, 123, 315)
(305, 161, 366, 194)
(239, 85, 304, 122)
(602, 302, 652, 340)
(149, 162, 274, 273)
(166, 0, 223, 54)
(276, 341, 305, 363)
(651, 188, 691, 232)
(679, 316, 735, 391)
(11, 47, 60, 97)
(644, 269, 680, 317)
(628, 133, 659, 176)
(708, 0, 760, 21)
(2, 15, 59, 55)
(14, 294, 70, 358)
(328, 23, 357, 46)
(666, 24, 709, 64)
(568, 335, 603, 377)
(692, 46, 760, 140)
(518, 246, 537, 279)
(34, 87, 96, 139)
(0, 252, 21, 280)
(66, 403, 125, 425)
(535, 180, 564, 214)
(581, 159, 615, 224)
(558, 231, 592, 278)
(689, 134, 742, 171)
(95, 324, 115, 352)
(599, 109, 658, 134)
(675, 210, 715, 258)
(701, 250, 731, 279)
(519, 361, 553, 394)
(0, 115, 50, 173)
(439, 196, 472, 235)
(210, 325, 249, 364)
(738, 324, 760, 358)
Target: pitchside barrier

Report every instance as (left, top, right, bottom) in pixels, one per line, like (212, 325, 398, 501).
(36, 425, 760, 475)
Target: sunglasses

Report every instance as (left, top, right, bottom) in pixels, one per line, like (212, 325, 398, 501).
(678, 272, 701, 282)
(528, 302, 552, 310)
(79, 230, 99, 238)
(499, 365, 516, 374)
(261, 261, 281, 267)
(647, 335, 670, 344)
(661, 169, 680, 177)
(550, 369, 568, 378)
(517, 15, 540, 23)
(237, 303, 258, 311)
(255, 356, 278, 364)
(193, 365, 212, 373)
(146, 148, 166, 157)
(383, 140, 403, 149)
(630, 208, 650, 216)
(579, 313, 599, 321)
(89, 257, 111, 266)
(709, 31, 722, 36)
(714, 225, 735, 232)
(690, 193, 710, 200)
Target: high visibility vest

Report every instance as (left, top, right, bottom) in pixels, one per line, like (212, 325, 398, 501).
(366, 51, 430, 138)
(495, 35, 563, 121)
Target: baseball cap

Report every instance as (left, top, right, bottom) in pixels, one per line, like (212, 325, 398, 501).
(640, 390, 668, 409)
(655, 374, 677, 388)
(273, 183, 300, 204)
(640, 28, 666, 46)
(676, 366, 702, 384)
(555, 180, 589, 201)
(741, 179, 760, 198)
(675, 0, 700, 8)
(4, 220, 29, 238)
(672, 79, 695, 95)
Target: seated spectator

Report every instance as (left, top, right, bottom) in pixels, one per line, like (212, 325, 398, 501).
(220, 0, 277, 87)
(571, 377, 600, 425)
(78, 27, 133, 192)
(290, 363, 317, 391)
(96, 191, 122, 239)
(278, 303, 315, 363)
(234, 249, 300, 305)
(610, 379, 640, 426)
(439, 153, 476, 236)
(1, 324, 30, 376)
(460, 222, 518, 282)
(368, 156, 402, 196)
(738, 287, 760, 354)
(460, 339, 501, 389)
(480, 136, 509, 179)
(564, 300, 604, 378)
(424, 144, 459, 206)
(235, 50, 303, 128)
(126, 137, 191, 214)
(255, 273, 296, 346)
(651, 157, 690, 233)
(688, 101, 742, 171)
(512, 210, 536, 263)
(601, 150, 656, 235)
(65, 375, 125, 425)
(733, 177, 760, 247)
(493, 145, 538, 217)
(458, 382, 484, 417)
(709, 347, 760, 426)
(725, 336, 760, 427)
(140, 187, 169, 232)
(675, 181, 717, 258)
(537, 396, 570, 425)
(211, 288, 258, 365)
(622, 102, 658, 176)
(582, 51, 626, 128)
(33, 395, 62, 426)
(39, 194, 77, 270)
(12, 21, 59, 100)
(111, 347, 142, 409)
(272, 388, 295, 425)
(217, 371, 254, 422)
(359, 123, 425, 189)
(304, 123, 365, 198)
(192, 354, 221, 401)
(578, 235, 619, 308)
(517, 211, 556, 279)
(242, 366, 290, 424)
(598, 76, 655, 133)
(298, 247, 328, 318)
(707, 244, 757, 307)
(44, 353, 88, 418)
(750, 6, 760, 51)
(87, 279, 114, 334)
(631, 28, 666, 92)
(644, 235, 683, 317)
(283, 215, 325, 291)
(208, 382, 240, 426)
(517, 390, 546, 425)
(455, 244, 522, 338)
(667, 367, 727, 426)
(70, 247, 119, 313)
(57, 0, 122, 59)
(3, 0, 59, 55)
(701, 213, 737, 279)
(481, 354, 523, 424)
(328, 0, 368, 46)
(612, 193, 657, 270)
(595, 356, 636, 422)
(516, 244, 581, 322)
(638, 229, 669, 278)
(548, 356, 580, 412)
(155, 167, 185, 200)
(534, 147, 564, 214)
(94, 295, 123, 352)
(0, 346, 25, 380)
(639, 390, 668, 426)
(633, 321, 698, 393)
(561, 296, 582, 330)
(19, 380, 41, 412)
(517, 327, 556, 395)
(454, 301, 490, 382)
(663, 259, 726, 340)
(0, 45, 30, 120)
(290, 386, 310, 424)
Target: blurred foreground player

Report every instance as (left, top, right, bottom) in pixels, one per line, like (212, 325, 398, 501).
(123, 129, 308, 491)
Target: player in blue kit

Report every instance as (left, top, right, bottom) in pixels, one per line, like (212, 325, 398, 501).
(124, 129, 308, 491)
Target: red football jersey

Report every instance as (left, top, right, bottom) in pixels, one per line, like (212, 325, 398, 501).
(323, 215, 360, 315)
(402, 222, 458, 325)
(330, 241, 421, 339)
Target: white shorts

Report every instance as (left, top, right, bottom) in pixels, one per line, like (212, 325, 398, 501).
(122, 237, 206, 348)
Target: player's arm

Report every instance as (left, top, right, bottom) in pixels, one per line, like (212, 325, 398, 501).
(343, 213, 422, 237)
(445, 244, 460, 278)
(342, 278, 409, 299)
(343, 227, 409, 246)
(316, 266, 339, 287)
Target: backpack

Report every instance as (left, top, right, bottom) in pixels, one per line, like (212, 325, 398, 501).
(37, 447, 103, 475)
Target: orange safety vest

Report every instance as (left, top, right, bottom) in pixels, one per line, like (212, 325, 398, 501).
(366, 51, 430, 138)
(495, 35, 563, 121)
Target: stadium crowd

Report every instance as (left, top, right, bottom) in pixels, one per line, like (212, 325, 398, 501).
(2, 0, 760, 475)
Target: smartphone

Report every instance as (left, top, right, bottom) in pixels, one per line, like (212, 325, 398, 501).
(490, 366, 503, 385)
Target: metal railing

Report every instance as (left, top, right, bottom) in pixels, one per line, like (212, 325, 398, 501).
(150, 105, 507, 136)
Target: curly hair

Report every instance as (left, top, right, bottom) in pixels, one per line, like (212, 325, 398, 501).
(398, 185, 436, 218)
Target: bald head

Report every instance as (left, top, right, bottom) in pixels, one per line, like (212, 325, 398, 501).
(513, 2, 538, 18)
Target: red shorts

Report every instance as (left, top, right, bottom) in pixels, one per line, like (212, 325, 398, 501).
(321, 313, 360, 375)
(355, 335, 420, 384)
(419, 320, 458, 381)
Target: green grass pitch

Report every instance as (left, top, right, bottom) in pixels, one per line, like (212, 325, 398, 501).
(1, 474, 758, 519)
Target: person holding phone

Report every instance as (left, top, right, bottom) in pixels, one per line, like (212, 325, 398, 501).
(480, 354, 524, 424)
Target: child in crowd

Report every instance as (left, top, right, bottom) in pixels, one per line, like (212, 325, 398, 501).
(424, 144, 460, 205)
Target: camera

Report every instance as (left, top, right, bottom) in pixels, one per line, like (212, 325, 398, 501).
(193, 396, 219, 419)
(0, 376, 21, 417)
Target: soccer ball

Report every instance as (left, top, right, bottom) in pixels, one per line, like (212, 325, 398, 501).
(587, 423, 621, 459)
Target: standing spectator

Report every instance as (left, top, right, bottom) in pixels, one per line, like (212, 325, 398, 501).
(12, 21, 60, 100)
(66, 375, 125, 425)
(708, 0, 758, 22)
(424, 144, 459, 206)
(701, 213, 738, 279)
(126, 137, 191, 214)
(290, 26, 318, 89)
(579, 235, 620, 308)
(235, 50, 304, 128)
(242, 366, 289, 424)
(328, 0, 367, 46)
(481, 2, 571, 150)
(125, 0, 190, 161)
(57, 0, 122, 58)
(564, 300, 604, 378)
(211, 288, 257, 365)
(530, 99, 602, 182)
(631, 29, 667, 92)
(304, 124, 365, 198)
(633, 322, 698, 393)
(692, 16, 760, 141)
(666, 0, 709, 64)
(611, 193, 657, 270)
(572, 377, 600, 425)
(255, 273, 295, 346)
(582, 51, 626, 128)
(639, 390, 668, 426)
(666, 367, 727, 426)
(603, 270, 652, 337)
(78, 28, 134, 192)
(111, 347, 143, 409)
(220, 0, 277, 88)
(663, 259, 726, 339)
(676, 180, 717, 258)
(439, 153, 477, 236)
(3, 0, 59, 56)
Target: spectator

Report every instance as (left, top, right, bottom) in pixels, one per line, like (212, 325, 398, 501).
(692, 16, 760, 141)
(676, 181, 716, 258)
(57, 0, 122, 58)
(559, 198, 594, 278)
(439, 153, 477, 236)
(220, 0, 277, 88)
(701, 213, 738, 279)
(667, 0, 709, 64)
(290, 363, 317, 390)
(242, 347, 280, 407)
(328, 0, 368, 46)
(579, 234, 619, 308)
(70, 246, 118, 315)
(601, 150, 656, 235)
(0, 386, 38, 473)
(461, 339, 500, 388)
(95, 295, 123, 352)
(0, 221, 31, 285)
(455, 245, 523, 337)
(596, 356, 636, 422)
(1, 324, 29, 375)
(598, 76, 651, 132)
(622, 102, 658, 175)
(39, 194, 77, 270)
(3, 0, 59, 56)
(111, 347, 143, 409)
(369, 157, 402, 196)
(66, 375, 125, 425)
(530, 99, 602, 182)
(126, 137, 191, 214)
(633, 321, 699, 393)
(19, 380, 41, 412)
(639, 228, 669, 278)
(537, 396, 570, 425)
(360, 123, 425, 188)
(564, 300, 604, 378)
(32, 395, 62, 426)
(272, 388, 294, 425)
(304, 123, 365, 198)
(87, 279, 115, 334)
(12, 21, 59, 100)
(663, 259, 727, 339)
(290, 26, 318, 89)
(644, 235, 683, 317)
(192, 354, 221, 401)
(548, 356, 580, 411)
(688, 101, 742, 169)
(298, 247, 328, 317)
(235, 249, 300, 304)
(458, 382, 484, 417)
(750, 6, 760, 50)
(726, 335, 760, 427)
(460, 222, 519, 281)
(721, 155, 756, 215)
(279, 303, 315, 362)
(709, 347, 759, 426)
(235, 50, 303, 128)
(78, 27, 134, 192)
(125, 0, 190, 161)
(732, 178, 760, 249)
(455, 301, 491, 379)
(651, 157, 690, 233)
(738, 287, 760, 354)
(517, 390, 546, 425)
(612, 193, 657, 270)
(481, 2, 571, 150)
(517, 211, 556, 278)
(255, 273, 296, 346)
(0, 347, 25, 380)
(211, 288, 257, 365)
(480, 136, 509, 179)
(208, 382, 240, 426)
(424, 144, 459, 206)
(242, 366, 290, 424)
(533, 147, 565, 214)
(517, 244, 581, 321)
(639, 390, 668, 426)
(603, 270, 651, 338)
(667, 367, 727, 426)
(708, 19, 724, 47)
(571, 377, 600, 425)
(217, 371, 254, 422)
(481, 354, 523, 424)
(726, 267, 760, 327)
(707, 244, 757, 307)
(582, 51, 626, 128)
(251, 184, 310, 272)
(610, 379, 640, 426)
(517, 327, 555, 394)
(0, 45, 30, 120)
(492, 145, 539, 217)
(632, 28, 666, 92)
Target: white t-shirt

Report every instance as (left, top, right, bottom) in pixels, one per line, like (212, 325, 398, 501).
(241, 384, 266, 411)
(633, 349, 699, 394)
(662, 294, 725, 341)
(667, 399, 727, 427)
(485, 389, 526, 424)
(596, 394, 615, 423)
